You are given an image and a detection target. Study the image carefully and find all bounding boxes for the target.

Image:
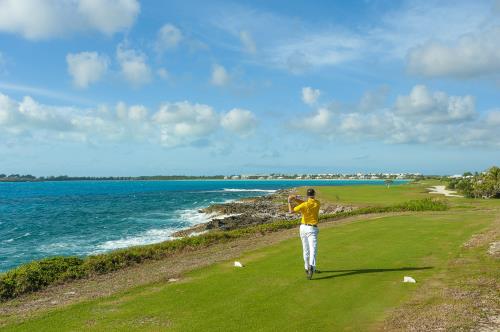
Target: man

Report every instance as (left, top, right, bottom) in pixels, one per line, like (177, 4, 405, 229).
(288, 188, 320, 280)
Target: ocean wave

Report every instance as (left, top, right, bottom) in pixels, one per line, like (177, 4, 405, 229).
(195, 188, 277, 193)
(222, 188, 277, 193)
(178, 209, 216, 225)
(92, 228, 175, 253)
(39, 240, 85, 254)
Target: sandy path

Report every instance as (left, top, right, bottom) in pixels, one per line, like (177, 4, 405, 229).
(427, 185, 463, 197)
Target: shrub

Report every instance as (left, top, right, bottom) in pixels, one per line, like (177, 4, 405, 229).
(0, 257, 84, 299)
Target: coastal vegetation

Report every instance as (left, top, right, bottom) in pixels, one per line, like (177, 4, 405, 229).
(447, 166, 500, 198)
(0, 172, 430, 182)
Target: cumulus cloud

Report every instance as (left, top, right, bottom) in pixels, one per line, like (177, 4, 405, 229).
(152, 101, 220, 147)
(220, 108, 257, 137)
(211, 64, 230, 86)
(116, 44, 152, 86)
(155, 24, 183, 53)
(115, 101, 148, 122)
(239, 30, 257, 54)
(292, 85, 498, 147)
(0, 0, 140, 40)
(66, 52, 109, 88)
(407, 27, 500, 78)
(0, 92, 259, 147)
(301, 87, 321, 106)
(394, 85, 476, 123)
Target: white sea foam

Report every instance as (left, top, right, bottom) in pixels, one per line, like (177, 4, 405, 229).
(39, 241, 84, 254)
(211, 213, 242, 220)
(197, 188, 277, 194)
(93, 228, 176, 253)
(179, 209, 216, 225)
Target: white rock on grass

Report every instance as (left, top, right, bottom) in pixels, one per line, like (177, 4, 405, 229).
(234, 261, 244, 268)
(403, 276, 416, 283)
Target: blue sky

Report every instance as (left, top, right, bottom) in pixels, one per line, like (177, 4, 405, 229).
(0, 0, 499, 176)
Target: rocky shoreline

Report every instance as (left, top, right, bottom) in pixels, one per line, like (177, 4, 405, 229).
(171, 189, 356, 237)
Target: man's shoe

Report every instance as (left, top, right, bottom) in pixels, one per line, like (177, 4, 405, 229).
(307, 266, 314, 280)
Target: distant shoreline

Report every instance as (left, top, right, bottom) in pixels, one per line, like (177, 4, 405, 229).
(0, 178, 411, 183)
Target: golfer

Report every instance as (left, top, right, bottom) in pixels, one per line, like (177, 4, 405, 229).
(288, 188, 320, 279)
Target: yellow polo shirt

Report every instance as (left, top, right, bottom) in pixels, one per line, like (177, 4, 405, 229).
(294, 198, 320, 225)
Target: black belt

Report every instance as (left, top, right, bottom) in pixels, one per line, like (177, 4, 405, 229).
(302, 224, 317, 227)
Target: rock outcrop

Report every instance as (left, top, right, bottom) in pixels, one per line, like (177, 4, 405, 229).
(171, 189, 356, 237)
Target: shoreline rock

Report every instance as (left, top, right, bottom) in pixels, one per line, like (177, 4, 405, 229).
(171, 189, 356, 237)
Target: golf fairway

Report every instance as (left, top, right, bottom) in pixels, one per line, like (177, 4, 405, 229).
(3, 211, 493, 331)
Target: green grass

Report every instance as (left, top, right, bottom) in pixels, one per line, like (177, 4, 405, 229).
(3, 211, 493, 331)
(0, 198, 447, 301)
(312, 182, 436, 206)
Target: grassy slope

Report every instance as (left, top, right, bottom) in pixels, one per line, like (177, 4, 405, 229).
(2, 181, 498, 331)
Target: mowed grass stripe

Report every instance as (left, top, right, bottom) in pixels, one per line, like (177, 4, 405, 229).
(4, 212, 491, 331)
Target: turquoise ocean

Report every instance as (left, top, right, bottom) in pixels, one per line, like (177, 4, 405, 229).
(0, 180, 406, 272)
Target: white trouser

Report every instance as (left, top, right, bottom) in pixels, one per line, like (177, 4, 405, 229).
(299, 224, 318, 270)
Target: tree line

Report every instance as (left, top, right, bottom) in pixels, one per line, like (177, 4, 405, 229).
(0, 174, 226, 182)
(447, 166, 500, 199)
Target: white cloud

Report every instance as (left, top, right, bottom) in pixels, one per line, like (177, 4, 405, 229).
(0, 0, 140, 40)
(394, 85, 476, 123)
(153, 101, 220, 147)
(0, 92, 260, 147)
(115, 101, 148, 122)
(220, 108, 257, 137)
(407, 27, 500, 78)
(155, 24, 183, 53)
(301, 87, 321, 106)
(0, 82, 93, 105)
(292, 85, 497, 147)
(66, 52, 109, 88)
(271, 33, 363, 73)
(295, 108, 332, 135)
(239, 30, 256, 54)
(485, 109, 500, 126)
(116, 44, 152, 86)
(211, 2, 494, 75)
(211, 64, 229, 86)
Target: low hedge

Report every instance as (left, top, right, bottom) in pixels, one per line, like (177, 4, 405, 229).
(0, 198, 447, 301)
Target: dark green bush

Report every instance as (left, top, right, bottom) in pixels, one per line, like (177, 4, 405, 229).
(0, 198, 448, 301)
(0, 257, 84, 299)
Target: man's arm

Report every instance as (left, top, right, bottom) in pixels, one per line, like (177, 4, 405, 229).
(288, 195, 304, 213)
